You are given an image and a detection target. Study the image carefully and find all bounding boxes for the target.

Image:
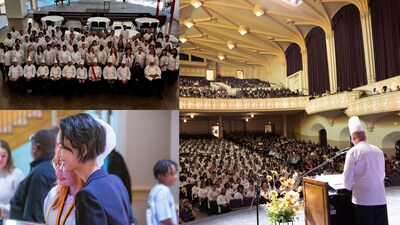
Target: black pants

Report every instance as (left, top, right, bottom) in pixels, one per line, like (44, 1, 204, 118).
(0, 63, 5, 79)
(146, 78, 164, 97)
(355, 204, 388, 225)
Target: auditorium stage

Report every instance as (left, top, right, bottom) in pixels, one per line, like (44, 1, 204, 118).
(185, 186, 400, 225)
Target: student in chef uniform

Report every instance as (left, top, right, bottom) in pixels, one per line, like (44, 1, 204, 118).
(49, 59, 62, 95)
(36, 59, 49, 94)
(62, 57, 76, 99)
(23, 56, 36, 94)
(88, 57, 102, 94)
(117, 57, 131, 94)
(7, 58, 23, 93)
(102, 56, 117, 94)
(76, 60, 87, 98)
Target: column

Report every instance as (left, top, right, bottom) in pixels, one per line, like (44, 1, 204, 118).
(301, 49, 309, 95)
(51, 110, 57, 126)
(360, 10, 376, 84)
(325, 31, 337, 93)
(5, 0, 27, 19)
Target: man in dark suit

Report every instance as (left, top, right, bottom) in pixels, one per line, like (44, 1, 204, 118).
(10, 128, 58, 222)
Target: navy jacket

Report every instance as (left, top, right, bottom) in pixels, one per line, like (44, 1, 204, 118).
(10, 153, 56, 222)
(75, 168, 135, 225)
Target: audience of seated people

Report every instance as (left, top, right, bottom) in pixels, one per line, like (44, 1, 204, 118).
(215, 77, 270, 88)
(0, 23, 179, 98)
(179, 131, 396, 222)
(236, 87, 303, 98)
(180, 87, 229, 98)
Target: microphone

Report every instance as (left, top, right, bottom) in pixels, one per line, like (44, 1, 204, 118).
(335, 147, 351, 156)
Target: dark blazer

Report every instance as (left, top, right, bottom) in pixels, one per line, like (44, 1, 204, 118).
(10, 153, 56, 222)
(75, 168, 135, 225)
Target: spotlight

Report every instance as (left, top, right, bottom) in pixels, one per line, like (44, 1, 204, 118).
(191, 0, 202, 8)
(238, 25, 248, 35)
(179, 34, 187, 43)
(183, 119, 187, 123)
(190, 114, 195, 118)
(251, 114, 254, 118)
(218, 53, 225, 60)
(253, 5, 264, 17)
(184, 18, 194, 28)
(227, 41, 236, 49)
(246, 118, 249, 122)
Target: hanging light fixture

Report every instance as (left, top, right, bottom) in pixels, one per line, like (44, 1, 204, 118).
(179, 34, 187, 43)
(227, 41, 236, 49)
(190, 114, 195, 118)
(183, 119, 187, 123)
(246, 118, 249, 122)
(251, 114, 254, 118)
(253, 5, 264, 17)
(184, 18, 194, 28)
(191, 0, 202, 8)
(218, 53, 225, 60)
(238, 25, 248, 35)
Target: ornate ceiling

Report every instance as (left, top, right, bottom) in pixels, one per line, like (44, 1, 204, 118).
(180, 0, 370, 68)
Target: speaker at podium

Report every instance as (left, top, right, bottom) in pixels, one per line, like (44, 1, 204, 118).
(303, 175, 356, 225)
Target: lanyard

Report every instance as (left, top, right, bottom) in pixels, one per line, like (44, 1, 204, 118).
(46, 187, 75, 225)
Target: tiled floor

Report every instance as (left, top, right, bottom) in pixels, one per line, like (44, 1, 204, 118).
(185, 186, 400, 225)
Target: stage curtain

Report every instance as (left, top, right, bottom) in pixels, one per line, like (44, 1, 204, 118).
(370, 0, 400, 81)
(332, 4, 367, 90)
(306, 27, 330, 96)
(285, 43, 303, 76)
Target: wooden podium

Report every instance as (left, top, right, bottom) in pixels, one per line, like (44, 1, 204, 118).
(303, 176, 356, 225)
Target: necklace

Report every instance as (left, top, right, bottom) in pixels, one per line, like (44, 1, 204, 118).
(46, 187, 75, 225)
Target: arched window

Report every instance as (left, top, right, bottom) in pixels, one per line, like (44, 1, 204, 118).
(319, 129, 327, 147)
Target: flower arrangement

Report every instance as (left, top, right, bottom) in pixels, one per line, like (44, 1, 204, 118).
(261, 170, 302, 224)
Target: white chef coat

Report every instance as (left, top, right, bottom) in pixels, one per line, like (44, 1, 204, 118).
(343, 141, 386, 206)
(103, 65, 117, 80)
(24, 64, 36, 78)
(62, 65, 76, 79)
(117, 66, 131, 80)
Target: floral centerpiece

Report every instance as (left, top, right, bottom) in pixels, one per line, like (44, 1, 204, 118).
(261, 170, 303, 224)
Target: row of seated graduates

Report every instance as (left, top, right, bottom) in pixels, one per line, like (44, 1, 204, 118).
(179, 133, 316, 216)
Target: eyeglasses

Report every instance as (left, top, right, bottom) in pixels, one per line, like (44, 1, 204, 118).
(0, 153, 8, 158)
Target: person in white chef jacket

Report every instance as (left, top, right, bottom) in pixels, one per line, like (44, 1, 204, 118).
(88, 58, 102, 93)
(144, 56, 163, 99)
(23, 56, 36, 94)
(49, 59, 62, 95)
(76, 59, 87, 97)
(343, 116, 388, 225)
(7, 58, 23, 93)
(62, 57, 76, 99)
(117, 57, 131, 94)
(36, 59, 49, 94)
(103, 56, 117, 94)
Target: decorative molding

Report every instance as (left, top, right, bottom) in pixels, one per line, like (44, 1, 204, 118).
(305, 92, 360, 115)
(345, 92, 400, 117)
(180, 97, 309, 111)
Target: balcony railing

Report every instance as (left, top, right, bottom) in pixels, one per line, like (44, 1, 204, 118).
(179, 97, 310, 111)
(305, 92, 360, 115)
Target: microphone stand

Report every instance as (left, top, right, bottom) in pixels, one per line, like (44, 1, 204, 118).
(254, 175, 263, 225)
(295, 147, 350, 187)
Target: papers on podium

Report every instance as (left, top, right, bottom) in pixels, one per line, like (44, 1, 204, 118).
(314, 174, 347, 193)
